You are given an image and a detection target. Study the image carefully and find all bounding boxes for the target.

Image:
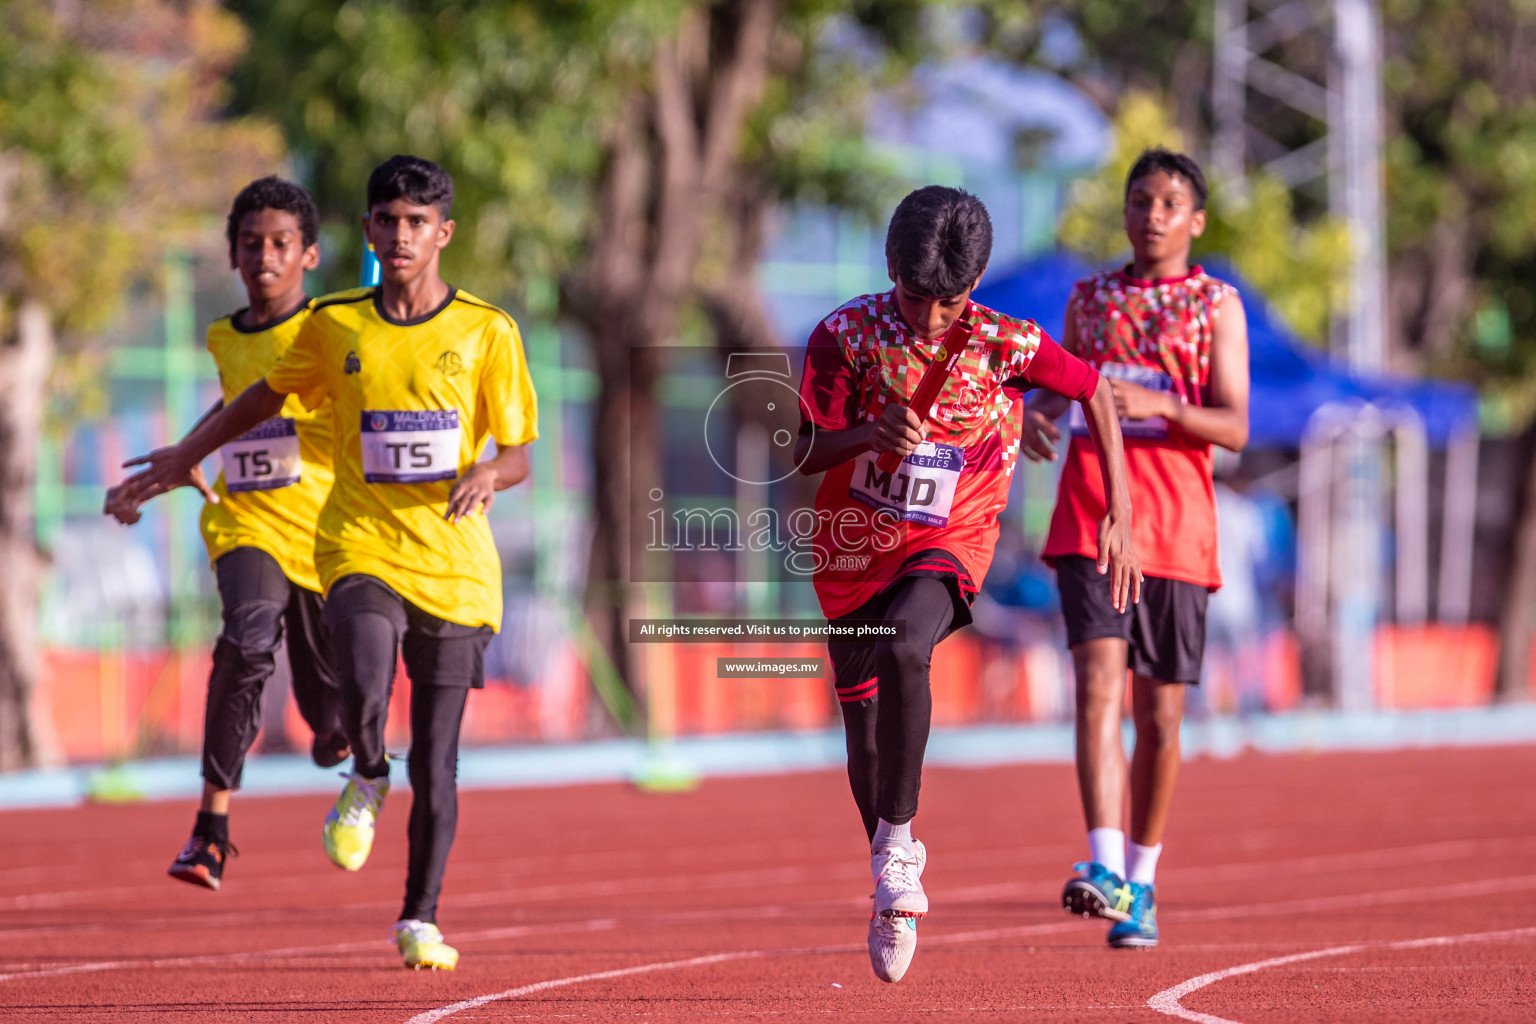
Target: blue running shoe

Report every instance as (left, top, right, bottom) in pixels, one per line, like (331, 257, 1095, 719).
(1107, 882, 1158, 948)
(1061, 861, 1134, 922)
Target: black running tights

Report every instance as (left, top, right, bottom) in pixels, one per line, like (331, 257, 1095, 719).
(829, 576, 957, 841)
(323, 575, 491, 925)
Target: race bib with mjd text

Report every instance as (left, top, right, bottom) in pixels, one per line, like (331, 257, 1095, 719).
(360, 409, 461, 484)
(848, 441, 964, 528)
(220, 417, 301, 493)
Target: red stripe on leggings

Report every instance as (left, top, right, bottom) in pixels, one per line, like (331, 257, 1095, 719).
(836, 678, 878, 702)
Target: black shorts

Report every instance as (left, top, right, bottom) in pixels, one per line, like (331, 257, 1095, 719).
(322, 575, 494, 689)
(1055, 555, 1209, 684)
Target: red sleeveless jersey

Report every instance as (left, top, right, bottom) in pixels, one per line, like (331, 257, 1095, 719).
(799, 292, 1099, 619)
(1042, 266, 1237, 590)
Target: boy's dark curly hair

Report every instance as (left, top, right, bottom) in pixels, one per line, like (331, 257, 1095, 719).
(1125, 147, 1208, 210)
(885, 185, 993, 298)
(226, 176, 319, 257)
(367, 154, 454, 218)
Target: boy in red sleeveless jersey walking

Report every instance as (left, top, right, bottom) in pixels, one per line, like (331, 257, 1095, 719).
(796, 186, 1141, 982)
(1024, 149, 1250, 948)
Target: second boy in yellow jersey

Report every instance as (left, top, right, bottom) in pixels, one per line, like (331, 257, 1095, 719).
(201, 303, 334, 595)
(114, 156, 537, 971)
(106, 177, 347, 892)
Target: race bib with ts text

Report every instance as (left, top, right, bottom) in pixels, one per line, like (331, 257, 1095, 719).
(220, 417, 301, 493)
(360, 410, 461, 484)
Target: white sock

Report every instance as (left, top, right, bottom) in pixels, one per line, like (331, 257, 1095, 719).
(873, 818, 913, 852)
(1087, 827, 1126, 878)
(1127, 842, 1162, 885)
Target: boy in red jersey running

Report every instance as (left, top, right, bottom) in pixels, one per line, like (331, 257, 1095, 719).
(1024, 149, 1250, 948)
(796, 185, 1141, 983)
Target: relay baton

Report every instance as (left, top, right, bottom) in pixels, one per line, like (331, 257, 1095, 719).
(876, 314, 977, 474)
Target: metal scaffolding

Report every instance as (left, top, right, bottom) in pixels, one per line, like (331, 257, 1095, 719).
(1214, 0, 1397, 707)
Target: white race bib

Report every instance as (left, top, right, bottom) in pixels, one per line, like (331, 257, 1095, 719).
(1070, 362, 1177, 439)
(220, 417, 301, 493)
(360, 410, 461, 484)
(849, 442, 964, 527)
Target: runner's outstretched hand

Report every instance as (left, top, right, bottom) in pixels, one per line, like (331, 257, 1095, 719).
(107, 447, 217, 525)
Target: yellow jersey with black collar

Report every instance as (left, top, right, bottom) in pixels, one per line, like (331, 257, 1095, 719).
(199, 300, 334, 593)
(265, 286, 538, 629)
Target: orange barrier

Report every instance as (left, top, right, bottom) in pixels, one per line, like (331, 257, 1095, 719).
(33, 625, 1527, 763)
(41, 649, 213, 763)
(38, 646, 591, 764)
(1375, 625, 1499, 708)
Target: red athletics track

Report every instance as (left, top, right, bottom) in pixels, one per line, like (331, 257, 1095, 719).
(2, 744, 1534, 1022)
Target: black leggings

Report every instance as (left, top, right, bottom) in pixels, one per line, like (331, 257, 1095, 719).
(323, 574, 492, 925)
(202, 547, 340, 790)
(828, 576, 957, 841)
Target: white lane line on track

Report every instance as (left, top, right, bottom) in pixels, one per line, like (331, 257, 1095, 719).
(403, 952, 766, 1024)
(400, 927, 1092, 1024)
(395, 894, 1536, 1023)
(7, 870, 1536, 991)
(14, 832, 1536, 915)
(0, 918, 619, 983)
(1146, 926, 1536, 1024)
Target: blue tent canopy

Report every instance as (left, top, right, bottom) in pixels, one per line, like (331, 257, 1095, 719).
(972, 254, 1478, 447)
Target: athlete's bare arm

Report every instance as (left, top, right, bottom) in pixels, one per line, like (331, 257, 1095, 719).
(1111, 292, 1249, 452)
(112, 380, 288, 513)
(1079, 377, 1141, 610)
(1020, 295, 1080, 462)
(794, 405, 924, 477)
(445, 443, 530, 523)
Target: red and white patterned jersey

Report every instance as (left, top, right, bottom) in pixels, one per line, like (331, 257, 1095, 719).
(1043, 265, 1239, 589)
(800, 290, 1099, 620)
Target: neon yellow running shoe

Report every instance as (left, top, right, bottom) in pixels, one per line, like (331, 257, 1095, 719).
(391, 919, 459, 970)
(323, 770, 389, 871)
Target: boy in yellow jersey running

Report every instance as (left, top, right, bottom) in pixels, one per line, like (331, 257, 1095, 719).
(106, 177, 346, 891)
(114, 155, 538, 970)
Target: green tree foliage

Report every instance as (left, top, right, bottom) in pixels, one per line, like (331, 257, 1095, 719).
(227, 0, 685, 296)
(0, 0, 280, 769)
(227, 0, 928, 299)
(1380, 0, 1536, 426)
(0, 0, 281, 338)
(1058, 93, 1351, 345)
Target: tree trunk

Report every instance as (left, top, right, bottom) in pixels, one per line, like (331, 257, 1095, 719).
(702, 182, 778, 354)
(1497, 425, 1536, 699)
(0, 299, 53, 770)
(566, 0, 783, 724)
(580, 327, 661, 716)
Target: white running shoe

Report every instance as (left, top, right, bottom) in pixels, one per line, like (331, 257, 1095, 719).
(868, 909, 919, 983)
(871, 838, 928, 916)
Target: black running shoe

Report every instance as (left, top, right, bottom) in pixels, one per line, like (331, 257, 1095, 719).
(311, 731, 352, 769)
(168, 834, 237, 891)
